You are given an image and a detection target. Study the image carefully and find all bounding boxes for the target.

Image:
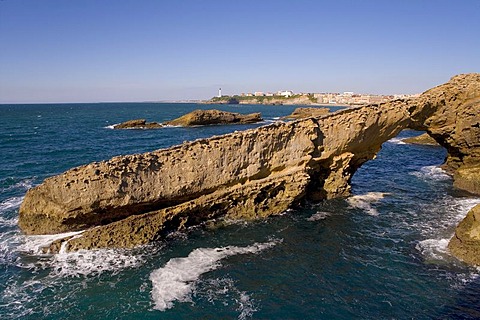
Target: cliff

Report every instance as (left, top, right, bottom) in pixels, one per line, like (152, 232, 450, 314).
(18, 74, 480, 260)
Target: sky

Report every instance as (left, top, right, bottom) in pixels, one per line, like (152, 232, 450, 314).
(0, 0, 479, 103)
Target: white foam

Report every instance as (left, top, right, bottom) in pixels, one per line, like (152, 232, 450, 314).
(18, 231, 84, 255)
(14, 178, 35, 190)
(236, 291, 257, 320)
(149, 239, 280, 311)
(347, 192, 389, 216)
(307, 211, 332, 221)
(411, 165, 451, 181)
(414, 196, 480, 266)
(386, 137, 406, 145)
(416, 238, 451, 262)
(104, 124, 116, 129)
(51, 247, 145, 277)
(0, 196, 24, 213)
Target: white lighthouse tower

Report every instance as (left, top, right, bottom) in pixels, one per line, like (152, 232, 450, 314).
(218, 88, 222, 98)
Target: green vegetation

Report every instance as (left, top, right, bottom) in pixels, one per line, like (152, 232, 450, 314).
(208, 93, 318, 105)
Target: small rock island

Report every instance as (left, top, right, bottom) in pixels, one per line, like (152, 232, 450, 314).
(164, 109, 263, 126)
(113, 109, 263, 129)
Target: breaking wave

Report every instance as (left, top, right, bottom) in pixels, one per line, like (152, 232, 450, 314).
(149, 239, 280, 312)
(411, 165, 451, 181)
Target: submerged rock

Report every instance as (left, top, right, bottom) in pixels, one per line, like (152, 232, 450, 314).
(164, 109, 262, 126)
(282, 107, 330, 120)
(18, 74, 480, 257)
(402, 133, 439, 146)
(113, 119, 163, 129)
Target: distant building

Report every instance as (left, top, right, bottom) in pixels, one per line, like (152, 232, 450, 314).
(254, 92, 265, 97)
(218, 88, 222, 98)
(278, 90, 293, 97)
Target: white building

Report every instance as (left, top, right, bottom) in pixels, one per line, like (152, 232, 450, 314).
(278, 90, 293, 97)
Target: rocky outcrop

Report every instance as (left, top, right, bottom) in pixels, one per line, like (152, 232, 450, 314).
(164, 109, 262, 126)
(113, 119, 163, 129)
(18, 74, 480, 256)
(448, 204, 480, 265)
(282, 107, 330, 120)
(402, 133, 440, 146)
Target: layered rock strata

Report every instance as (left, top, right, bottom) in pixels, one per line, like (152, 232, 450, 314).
(18, 74, 480, 257)
(164, 109, 262, 126)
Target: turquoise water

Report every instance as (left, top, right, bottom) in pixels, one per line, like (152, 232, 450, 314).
(1, 103, 479, 319)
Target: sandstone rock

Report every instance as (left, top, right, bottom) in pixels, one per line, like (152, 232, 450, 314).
(448, 204, 480, 265)
(402, 133, 440, 146)
(453, 165, 480, 195)
(113, 119, 163, 129)
(164, 109, 262, 126)
(282, 107, 330, 120)
(18, 73, 480, 256)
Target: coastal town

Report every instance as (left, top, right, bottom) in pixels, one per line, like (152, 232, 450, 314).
(207, 88, 419, 106)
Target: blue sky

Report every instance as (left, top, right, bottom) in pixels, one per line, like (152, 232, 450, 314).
(1, 0, 479, 103)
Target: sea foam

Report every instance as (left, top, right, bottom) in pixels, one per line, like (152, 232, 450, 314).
(411, 165, 451, 181)
(386, 137, 406, 145)
(347, 192, 389, 216)
(307, 211, 332, 221)
(0, 196, 24, 214)
(149, 239, 280, 311)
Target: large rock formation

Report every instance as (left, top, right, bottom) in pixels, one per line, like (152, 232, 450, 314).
(164, 109, 262, 126)
(18, 74, 480, 258)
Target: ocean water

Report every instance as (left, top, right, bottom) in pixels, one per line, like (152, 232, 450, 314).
(1, 103, 480, 319)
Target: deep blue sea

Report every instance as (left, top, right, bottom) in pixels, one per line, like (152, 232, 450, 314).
(1, 103, 480, 319)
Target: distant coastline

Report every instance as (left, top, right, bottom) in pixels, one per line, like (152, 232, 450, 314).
(203, 92, 418, 106)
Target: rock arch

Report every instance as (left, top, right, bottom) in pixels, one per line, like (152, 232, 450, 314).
(18, 74, 480, 259)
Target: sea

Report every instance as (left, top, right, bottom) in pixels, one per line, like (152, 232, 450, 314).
(1, 103, 479, 319)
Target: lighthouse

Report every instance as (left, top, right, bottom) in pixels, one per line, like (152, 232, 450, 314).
(218, 88, 222, 98)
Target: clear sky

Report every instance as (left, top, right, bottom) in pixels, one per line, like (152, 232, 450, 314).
(1, 0, 479, 103)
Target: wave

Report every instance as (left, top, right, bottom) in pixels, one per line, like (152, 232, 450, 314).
(347, 192, 389, 216)
(307, 211, 332, 221)
(0, 177, 35, 193)
(149, 239, 280, 311)
(0, 196, 24, 214)
(386, 137, 406, 145)
(18, 231, 85, 255)
(411, 165, 451, 181)
(414, 197, 480, 266)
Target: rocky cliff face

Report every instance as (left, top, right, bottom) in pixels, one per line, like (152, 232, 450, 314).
(18, 74, 480, 258)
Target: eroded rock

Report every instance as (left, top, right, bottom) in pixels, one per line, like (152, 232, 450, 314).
(164, 109, 262, 126)
(448, 204, 480, 265)
(282, 107, 330, 120)
(18, 73, 480, 256)
(113, 119, 163, 129)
